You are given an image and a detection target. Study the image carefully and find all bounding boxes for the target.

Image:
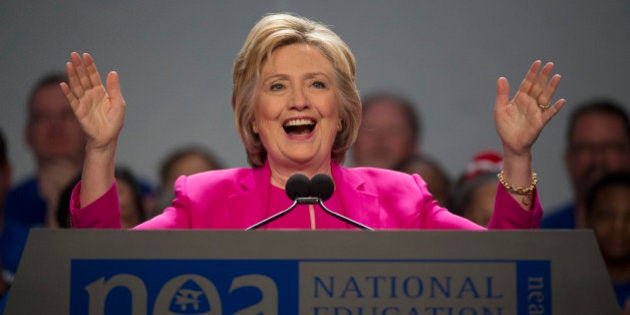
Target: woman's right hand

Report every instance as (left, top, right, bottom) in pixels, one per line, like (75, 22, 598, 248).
(60, 52, 125, 152)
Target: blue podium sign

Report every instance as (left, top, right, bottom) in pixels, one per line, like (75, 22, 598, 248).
(5, 230, 618, 314)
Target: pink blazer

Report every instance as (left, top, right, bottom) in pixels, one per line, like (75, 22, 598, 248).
(70, 162, 542, 230)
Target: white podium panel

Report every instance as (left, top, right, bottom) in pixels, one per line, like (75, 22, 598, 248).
(5, 229, 619, 314)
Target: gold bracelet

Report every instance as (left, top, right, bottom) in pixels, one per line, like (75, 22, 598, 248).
(497, 171, 537, 195)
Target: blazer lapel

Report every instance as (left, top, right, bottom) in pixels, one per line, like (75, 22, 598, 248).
(226, 165, 272, 229)
(332, 163, 380, 229)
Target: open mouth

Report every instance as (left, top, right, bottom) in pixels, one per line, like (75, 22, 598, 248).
(283, 118, 316, 136)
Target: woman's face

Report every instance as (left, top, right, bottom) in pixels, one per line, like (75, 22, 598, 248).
(117, 179, 142, 229)
(253, 43, 340, 171)
(463, 181, 497, 227)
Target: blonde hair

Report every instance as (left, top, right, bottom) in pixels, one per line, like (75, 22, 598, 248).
(232, 13, 361, 167)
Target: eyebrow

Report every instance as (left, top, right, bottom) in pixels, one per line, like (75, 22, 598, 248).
(261, 72, 331, 83)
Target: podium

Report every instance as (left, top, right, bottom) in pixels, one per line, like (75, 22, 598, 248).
(5, 229, 619, 314)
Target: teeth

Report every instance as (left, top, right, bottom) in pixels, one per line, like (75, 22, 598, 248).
(284, 119, 314, 127)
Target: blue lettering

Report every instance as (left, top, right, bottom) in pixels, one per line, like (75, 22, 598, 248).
(341, 277, 364, 298)
(314, 276, 334, 298)
(457, 277, 480, 298)
(424, 307, 450, 315)
(334, 306, 352, 315)
(390, 276, 398, 298)
(458, 307, 477, 315)
(365, 276, 386, 298)
(403, 277, 423, 298)
(424, 307, 501, 315)
(430, 276, 451, 298)
(382, 306, 399, 315)
(486, 277, 503, 298)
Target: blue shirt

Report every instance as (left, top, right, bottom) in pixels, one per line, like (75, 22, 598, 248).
(541, 202, 576, 229)
(615, 281, 630, 311)
(0, 177, 46, 275)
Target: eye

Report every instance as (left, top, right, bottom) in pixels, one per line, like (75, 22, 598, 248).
(270, 83, 284, 91)
(312, 81, 326, 89)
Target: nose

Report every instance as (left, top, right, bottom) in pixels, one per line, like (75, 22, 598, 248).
(290, 86, 309, 110)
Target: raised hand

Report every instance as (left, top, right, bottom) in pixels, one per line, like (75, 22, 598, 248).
(60, 52, 125, 152)
(60, 52, 125, 206)
(494, 60, 566, 157)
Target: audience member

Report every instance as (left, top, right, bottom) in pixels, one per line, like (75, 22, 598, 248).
(351, 92, 421, 169)
(151, 145, 223, 217)
(543, 99, 630, 228)
(395, 153, 451, 207)
(449, 150, 503, 227)
(114, 166, 147, 228)
(584, 172, 630, 313)
(56, 166, 146, 229)
(0, 73, 85, 280)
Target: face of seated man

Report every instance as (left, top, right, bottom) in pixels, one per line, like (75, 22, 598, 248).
(27, 84, 85, 165)
(353, 99, 416, 169)
(566, 112, 630, 199)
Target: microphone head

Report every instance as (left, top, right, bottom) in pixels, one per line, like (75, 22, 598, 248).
(286, 174, 311, 200)
(310, 174, 335, 201)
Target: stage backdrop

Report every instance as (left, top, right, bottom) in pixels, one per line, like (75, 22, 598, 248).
(1, 0, 629, 213)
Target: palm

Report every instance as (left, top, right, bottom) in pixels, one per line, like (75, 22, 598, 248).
(60, 52, 125, 149)
(494, 61, 565, 156)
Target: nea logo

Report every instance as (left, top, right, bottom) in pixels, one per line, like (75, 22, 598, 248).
(71, 260, 299, 314)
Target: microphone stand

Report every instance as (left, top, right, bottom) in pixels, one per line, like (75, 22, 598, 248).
(246, 197, 320, 230)
(246, 197, 373, 230)
(317, 200, 374, 231)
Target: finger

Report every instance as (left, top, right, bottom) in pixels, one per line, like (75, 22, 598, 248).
(106, 71, 125, 105)
(66, 58, 85, 98)
(83, 53, 103, 87)
(543, 98, 567, 122)
(70, 52, 92, 90)
(530, 62, 554, 99)
(59, 82, 80, 111)
(518, 60, 542, 95)
(495, 77, 510, 108)
(537, 74, 562, 108)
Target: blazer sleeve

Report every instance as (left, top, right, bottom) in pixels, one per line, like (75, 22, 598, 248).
(487, 183, 543, 229)
(70, 181, 122, 228)
(133, 175, 192, 229)
(413, 174, 542, 230)
(70, 175, 195, 229)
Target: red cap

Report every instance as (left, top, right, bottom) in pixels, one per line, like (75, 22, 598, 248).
(464, 150, 503, 181)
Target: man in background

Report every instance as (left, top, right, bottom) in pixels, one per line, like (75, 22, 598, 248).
(1, 73, 86, 281)
(351, 92, 421, 169)
(543, 98, 630, 228)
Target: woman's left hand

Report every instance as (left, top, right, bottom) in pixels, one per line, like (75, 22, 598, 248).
(494, 60, 565, 157)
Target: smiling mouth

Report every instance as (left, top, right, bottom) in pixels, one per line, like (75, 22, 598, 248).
(283, 118, 316, 136)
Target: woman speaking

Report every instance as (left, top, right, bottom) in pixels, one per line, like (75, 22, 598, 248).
(61, 13, 564, 230)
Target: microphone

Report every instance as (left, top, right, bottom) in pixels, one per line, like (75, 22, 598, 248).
(246, 173, 374, 231)
(310, 174, 373, 231)
(246, 174, 311, 230)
